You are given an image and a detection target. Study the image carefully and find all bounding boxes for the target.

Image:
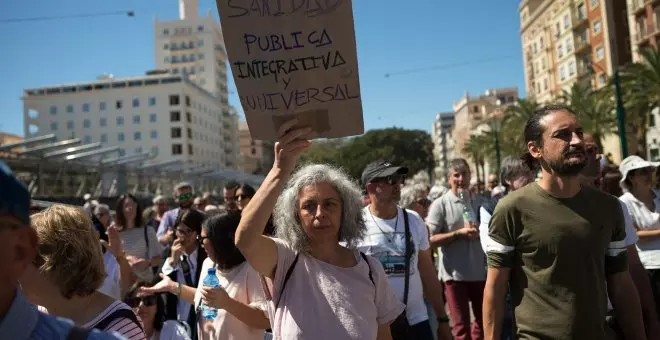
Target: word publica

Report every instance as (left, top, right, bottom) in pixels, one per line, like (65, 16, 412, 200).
(234, 50, 346, 83)
(243, 29, 332, 55)
(241, 83, 359, 111)
(226, 0, 343, 18)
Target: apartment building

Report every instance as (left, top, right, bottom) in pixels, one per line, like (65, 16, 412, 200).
(22, 73, 239, 170)
(239, 120, 275, 175)
(432, 112, 455, 183)
(520, 0, 632, 161)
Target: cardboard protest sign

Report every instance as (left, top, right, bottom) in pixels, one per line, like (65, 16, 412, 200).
(216, 0, 364, 140)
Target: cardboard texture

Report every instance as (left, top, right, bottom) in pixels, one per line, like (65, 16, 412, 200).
(216, 0, 364, 140)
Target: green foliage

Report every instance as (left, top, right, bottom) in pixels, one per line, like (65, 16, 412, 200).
(298, 128, 434, 181)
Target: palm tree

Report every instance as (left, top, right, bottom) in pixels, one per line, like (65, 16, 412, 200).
(620, 47, 660, 156)
(501, 98, 541, 157)
(462, 135, 485, 185)
(559, 80, 616, 152)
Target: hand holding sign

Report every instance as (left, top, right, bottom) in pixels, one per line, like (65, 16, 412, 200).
(216, 0, 364, 140)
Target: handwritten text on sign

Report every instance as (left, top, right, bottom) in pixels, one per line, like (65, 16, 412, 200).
(217, 0, 364, 140)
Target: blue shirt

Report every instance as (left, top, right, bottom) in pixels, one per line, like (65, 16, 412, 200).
(157, 207, 181, 239)
(0, 290, 125, 340)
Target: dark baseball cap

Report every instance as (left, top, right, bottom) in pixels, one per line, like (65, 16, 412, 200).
(361, 160, 408, 188)
(0, 161, 30, 225)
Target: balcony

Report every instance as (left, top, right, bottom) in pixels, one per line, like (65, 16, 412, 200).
(577, 62, 591, 78)
(574, 39, 590, 54)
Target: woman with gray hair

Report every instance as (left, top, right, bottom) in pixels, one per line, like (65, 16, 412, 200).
(235, 120, 404, 340)
(399, 184, 431, 220)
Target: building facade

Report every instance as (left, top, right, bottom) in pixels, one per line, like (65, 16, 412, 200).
(519, 0, 632, 162)
(432, 111, 455, 184)
(239, 120, 275, 175)
(22, 73, 239, 170)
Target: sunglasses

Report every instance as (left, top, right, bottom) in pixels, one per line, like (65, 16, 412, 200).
(125, 295, 158, 308)
(415, 198, 431, 206)
(177, 193, 193, 201)
(372, 175, 405, 186)
(196, 234, 208, 243)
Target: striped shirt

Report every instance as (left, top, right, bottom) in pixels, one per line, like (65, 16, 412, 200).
(84, 301, 146, 340)
(119, 226, 162, 282)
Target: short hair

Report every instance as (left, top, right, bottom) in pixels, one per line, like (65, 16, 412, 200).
(177, 208, 206, 234)
(448, 158, 470, 173)
(152, 195, 166, 205)
(500, 156, 533, 189)
(202, 212, 245, 270)
(274, 164, 366, 254)
(399, 184, 428, 209)
(224, 180, 240, 191)
(522, 104, 576, 169)
(31, 204, 105, 299)
(174, 182, 193, 193)
(94, 204, 110, 215)
(114, 193, 144, 229)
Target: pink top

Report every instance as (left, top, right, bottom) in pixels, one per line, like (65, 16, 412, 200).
(266, 238, 404, 340)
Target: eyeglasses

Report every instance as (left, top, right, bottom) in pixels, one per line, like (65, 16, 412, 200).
(176, 225, 194, 235)
(125, 295, 157, 308)
(177, 193, 193, 201)
(414, 198, 431, 206)
(372, 175, 405, 186)
(196, 234, 208, 243)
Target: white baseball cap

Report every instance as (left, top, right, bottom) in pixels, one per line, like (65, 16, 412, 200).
(619, 155, 660, 184)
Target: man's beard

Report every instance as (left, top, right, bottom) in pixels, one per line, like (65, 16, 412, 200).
(546, 149, 587, 176)
(179, 201, 193, 209)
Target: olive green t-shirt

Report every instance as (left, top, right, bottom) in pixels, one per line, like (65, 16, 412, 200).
(487, 183, 628, 340)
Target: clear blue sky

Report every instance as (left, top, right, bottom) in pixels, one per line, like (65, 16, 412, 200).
(0, 0, 526, 137)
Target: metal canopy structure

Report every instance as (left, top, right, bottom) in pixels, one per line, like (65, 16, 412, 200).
(64, 146, 119, 161)
(44, 142, 101, 158)
(138, 159, 182, 171)
(19, 138, 81, 155)
(0, 134, 56, 152)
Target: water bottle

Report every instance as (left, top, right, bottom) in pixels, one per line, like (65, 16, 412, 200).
(201, 267, 220, 320)
(459, 191, 475, 227)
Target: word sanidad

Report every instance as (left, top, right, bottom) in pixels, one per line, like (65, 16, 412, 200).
(226, 0, 343, 18)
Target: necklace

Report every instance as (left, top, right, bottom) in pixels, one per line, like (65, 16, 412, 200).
(369, 207, 399, 244)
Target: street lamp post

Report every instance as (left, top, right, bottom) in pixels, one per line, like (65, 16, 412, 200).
(614, 70, 629, 158)
(489, 119, 502, 177)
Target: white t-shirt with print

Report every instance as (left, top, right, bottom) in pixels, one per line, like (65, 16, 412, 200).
(620, 191, 660, 268)
(357, 206, 430, 326)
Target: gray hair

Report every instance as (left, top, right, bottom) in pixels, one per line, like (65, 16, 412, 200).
(500, 156, 533, 188)
(274, 164, 366, 254)
(152, 195, 166, 205)
(174, 182, 193, 193)
(399, 184, 428, 209)
(94, 204, 110, 215)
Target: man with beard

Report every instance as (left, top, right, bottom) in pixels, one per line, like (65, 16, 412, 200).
(157, 182, 196, 245)
(223, 181, 240, 213)
(357, 160, 452, 340)
(580, 134, 660, 339)
(483, 105, 645, 339)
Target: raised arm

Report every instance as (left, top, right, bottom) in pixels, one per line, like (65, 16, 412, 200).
(235, 119, 311, 279)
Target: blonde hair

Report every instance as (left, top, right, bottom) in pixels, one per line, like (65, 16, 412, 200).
(31, 204, 105, 299)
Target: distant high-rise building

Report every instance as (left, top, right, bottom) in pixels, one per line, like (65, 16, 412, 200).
(519, 0, 632, 161)
(154, 0, 229, 105)
(432, 112, 455, 183)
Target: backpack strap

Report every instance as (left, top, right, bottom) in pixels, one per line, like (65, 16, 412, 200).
(66, 326, 91, 340)
(92, 307, 143, 332)
(274, 253, 299, 310)
(402, 209, 412, 306)
(359, 252, 375, 286)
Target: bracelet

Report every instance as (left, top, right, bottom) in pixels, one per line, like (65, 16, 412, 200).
(174, 282, 182, 296)
(438, 316, 450, 323)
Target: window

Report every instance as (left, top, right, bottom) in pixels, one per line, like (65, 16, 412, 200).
(100, 102, 107, 111)
(560, 65, 567, 81)
(164, 43, 169, 50)
(82, 103, 90, 112)
(83, 136, 91, 144)
(599, 73, 607, 85)
(149, 97, 156, 106)
(133, 115, 141, 124)
(542, 57, 547, 70)
(149, 113, 157, 122)
(200, 78, 206, 86)
(188, 144, 194, 155)
(117, 117, 124, 126)
(134, 132, 141, 140)
(577, 3, 586, 20)
(199, 66, 205, 72)
(565, 38, 572, 52)
(169, 95, 180, 106)
(652, 148, 660, 161)
(132, 98, 140, 108)
(533, 42, 538, 54)
(558, 43, 564, 58)
(591, 0, 599, 9)
(163, 29, 169, 35)
(543, 78, 548, 90)
(83, 119, 91, 128)
(652, 114, 656, 127)
(119, 149, 125, 157)
(151, 146, 159, 156)
(172, 144, 183, 155)
(171, 127, 182, 138)
(49, 106, 57, 115)
(118, 133, 125, 142)
(187, 127, 192, 138)
(50, 122, 58, 131)
(198, 53, 204, 60)
(568, 61, 576, 76)
(596, 46, 605, 60)
(593, 19, 601, 34)
(66, 105, 74, 113)
(185, 96, 191, 107)
(198, 25, 204, 32)
(563, 13, 570, 29)
(170, 111, 181, 122)
(186, 112, 192, 123)
(99, 118, 107, 127)
(198, 40, 204, 47)
(164, 56, 170, 63)
(150, 130, 158, 139)
(116, 100, 123, 109)
(67, 121, 74, 130)
(101, 134, 107, 143)
(540, 37, 544, 48)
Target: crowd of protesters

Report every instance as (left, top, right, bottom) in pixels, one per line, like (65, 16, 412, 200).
(4, 107, 660, 339)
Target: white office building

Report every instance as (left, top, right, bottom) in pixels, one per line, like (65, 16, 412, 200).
(154, 0, 229, 105)
(22, 72, 239, 170)
(432, 111, 455, 184)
